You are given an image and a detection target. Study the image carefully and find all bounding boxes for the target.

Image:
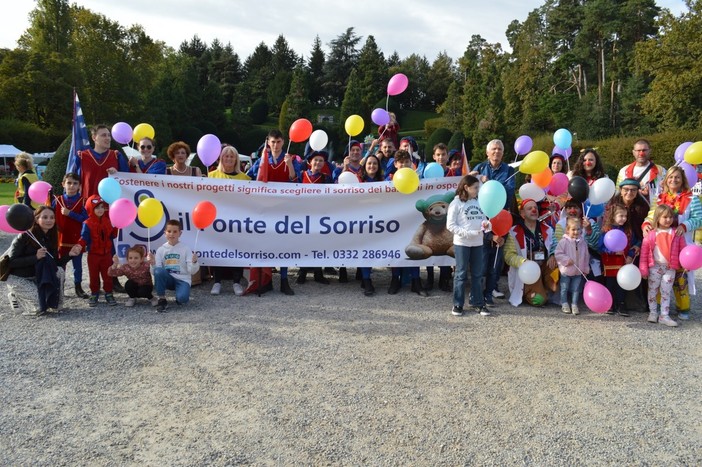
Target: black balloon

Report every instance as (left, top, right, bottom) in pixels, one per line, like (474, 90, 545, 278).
(568, 176, 590, 203)
(6, 204, 35, 232)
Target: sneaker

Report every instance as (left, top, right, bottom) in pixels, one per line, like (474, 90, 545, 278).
(484, 298, 496, 308)
(678, 312, 690, 321)
(451, 305, 464, 316)
(659, 315, 678, 327)
(150, 297, 159, 307)
(478, 306, 491, 317)
(606, 309, 615, 315)
(210, 283, 222, 295)
(571, 304, 580, 315)
(562, 303, 571, 314)
(105, 293, 117, 306)
(22, 308, 46, 317)
(156, 298, 168, 313)
(233, 282, 244, 296)
(125, 298, 136, 307)
(647, 311, 659, 323)
(618, 309, 630, 317)
(8, 292, 19, 309)
(492, 290, 505, 299)
(88, 294, 99, 307)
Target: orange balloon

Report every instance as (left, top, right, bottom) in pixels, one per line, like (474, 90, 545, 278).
(490, 210, 513, 237)
(192, 201, 217, 230)
(532, 167, 553, 188)
(289, 119, 313, 143)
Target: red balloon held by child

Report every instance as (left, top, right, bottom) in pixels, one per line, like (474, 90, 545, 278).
(192, 201, 217, 230)
(490, 210, 512, 237)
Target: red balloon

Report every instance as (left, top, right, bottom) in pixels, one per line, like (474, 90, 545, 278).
(192, 201, 217, 230)
(490, 210, 512, 237)
(288, 118, 313, 143)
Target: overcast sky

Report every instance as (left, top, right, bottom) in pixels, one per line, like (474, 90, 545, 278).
(3, 0, 689, 60)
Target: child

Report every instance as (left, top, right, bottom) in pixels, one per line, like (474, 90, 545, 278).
(446, 175, 490, 316)
(149, 219, 199, 312)
(108, 246, 156, 307)
(14, 152, 39, 208)
(71, 195, 118, 306)
(600, 202, 640, 316)
(52, 173, 89, 298)
(555, 217, 590, 315)
(432, 143, 450, 176)
(639, 205, 686, 327)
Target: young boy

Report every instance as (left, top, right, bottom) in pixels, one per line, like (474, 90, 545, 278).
(432, 143, 450, 176)
(149, 219, 199, 312)
(52, 173, 89, 298)
(70, 195, 118, 306)
(333, 140, 363, 182)
(108, 246, 156, 307)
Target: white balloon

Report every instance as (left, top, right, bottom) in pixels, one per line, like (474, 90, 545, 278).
(338, 172, 359, 184)
(309, 129, 328, 151)
(589, 178, 615, 205)
(518, 260, 541, 285)
(617, 263, 642, 291)
(519, 182, 546, 202)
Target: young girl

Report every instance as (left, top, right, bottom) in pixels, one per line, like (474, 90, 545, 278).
(639, 205, 686, 327)
(554, 217, 590, 315)
(446, 175, 490, 316)
(600, 202, 640, 316)
(108, 246, 156, 307)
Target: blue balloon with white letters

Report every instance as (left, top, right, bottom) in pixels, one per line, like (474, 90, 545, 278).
(423, 162, 445, 179)
(98, 177, 122, 204)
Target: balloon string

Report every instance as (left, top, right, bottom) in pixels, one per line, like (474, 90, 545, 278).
(385, 94, 389, 111)
(26, 231, 53, 258)
(194, 230, 200, 251)
(585, 203, 591, 217)
(147, 227, 151, 254)
(505, 171, 518, 182)
(493, 245, 500, 269)
(286, 140, 291, 155)
(572, 263, 589, 282)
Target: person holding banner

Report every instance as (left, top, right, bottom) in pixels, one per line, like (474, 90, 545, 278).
(166, 141, 202, 177)
(130, 137, 166, 175)
(361, 154, 385, 182)
(333, 140, 364, 183)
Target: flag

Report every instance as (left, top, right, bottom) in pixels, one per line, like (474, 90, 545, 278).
(66, 90, 90, 174)
(256, 141, 270, 182)
(461, 141, 470, 176)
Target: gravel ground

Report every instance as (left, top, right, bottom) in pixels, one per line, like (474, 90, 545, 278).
(1, 231, 701, 465)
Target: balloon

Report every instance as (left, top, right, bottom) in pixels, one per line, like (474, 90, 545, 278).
(490, 210, 512, 237)
(98, 178, 122, 204)
(28, 181, 52, 204)
(338, 172, 360, 184)
(132, 123, 155, 142)
(519, 182, 546, 202)
(588, 178, 616, 205)
(309, 130, 328, 151)
(520, 151, 549, 174)
(0, 205, 24, 233)
(674, 142, 693, 164)
(109, 198, 137, 229)
(679, 244, 702, 270)
(344, 115, 364, 137)
(548, 172, 569, 196)
(478, 180, 507, 218)
(584, 281, 612, 313)
(192, 201, 217, 230)
(683, 141, 702, 165)
(584, 200, 604, 218)
(5, 204, 35, 232)
(423, 162, 444, 179)
(679, 161, 698, 188)
(137, 198, 164, 228)
(196, 134, 221, 167)
(514, 135, 533, 155)
(553, 128, 573, 149)
(532, 167, 553, 188)
(387, 73, 409, 96)
(518, 260, 541, 285)
(289, 118, 313, 143)
(111, 122, 133, 145)
(568, 176, 589, 203)
(371, 108, 390, 126)
(617, 264, 642, 291)
(392, 167, 420, 194)
(604, 229, 627, 252)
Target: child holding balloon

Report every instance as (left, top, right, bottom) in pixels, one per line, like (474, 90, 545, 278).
(639, 204, 686, 327)
(555, 217, 590, 315)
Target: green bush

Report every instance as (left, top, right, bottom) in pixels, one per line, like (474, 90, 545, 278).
(0, 118, 66, 153)
(423, 117, 447, 139)
(447, 131, 465, 152)
(249, 98, 269, 125)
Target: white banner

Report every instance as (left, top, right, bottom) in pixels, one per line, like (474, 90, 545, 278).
(115, 173, 461, 267)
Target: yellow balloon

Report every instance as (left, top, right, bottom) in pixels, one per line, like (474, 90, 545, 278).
(520, 150, 549, 175)
(137, 198, 164, 228)
(684, 141, 702, 165)
(393, 167, 420, 194)
(133, 123, 155, 142)
(345, 115, 364, 137)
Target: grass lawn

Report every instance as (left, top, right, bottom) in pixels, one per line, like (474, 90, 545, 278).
(0, 183, 15, 205)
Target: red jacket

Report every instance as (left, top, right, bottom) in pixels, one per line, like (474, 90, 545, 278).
(78, 195, 118, 255)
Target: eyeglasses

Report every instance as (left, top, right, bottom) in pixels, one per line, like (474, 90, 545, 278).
(633, 148, 649, 153)
(140, 145, 153, 150)
(620, 187, 638, 193)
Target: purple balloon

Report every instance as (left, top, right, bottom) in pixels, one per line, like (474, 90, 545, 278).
(552, 146, 572, 160)
(675, 142, 693, 164)
(111, 122, 133, 145)
(371, 108, 390, 126)
(679, 161, 698, 188)
(604, 229, 628, 253)
(514, 135, 533, 155)
(197, 134, 222, 167)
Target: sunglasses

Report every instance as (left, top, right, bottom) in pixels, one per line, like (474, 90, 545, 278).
(140, 145, 153, 150)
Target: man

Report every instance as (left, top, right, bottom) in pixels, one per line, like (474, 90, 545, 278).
(470, 139, 515, 304)
(333, 140, 363, 182)
(616, 139, 666, 206)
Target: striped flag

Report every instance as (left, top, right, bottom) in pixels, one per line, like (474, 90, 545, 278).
(256, 141, 270, 182)
(66, 90, 90, 174)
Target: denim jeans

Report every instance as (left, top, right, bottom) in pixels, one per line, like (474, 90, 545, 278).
(154, 267, 191, 304)
(453, 245, 485, 307)
(483, 241, 503, 296)
(559, 274, 583, 305)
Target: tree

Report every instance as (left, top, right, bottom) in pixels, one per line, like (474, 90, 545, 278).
(307, 36, 325, 106)
(426, 52, 455, 109)
(323, 27, 361, 106)
(436, 81, 463, 132)
(357, 35, 386, 114)
(279, 66, 311, 132)
(18, 0, 73, 54)
(271, 35, 298, 75)
(339, 68, 364, 140)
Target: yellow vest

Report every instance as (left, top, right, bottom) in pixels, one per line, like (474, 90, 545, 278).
(15, 171, 40, 209)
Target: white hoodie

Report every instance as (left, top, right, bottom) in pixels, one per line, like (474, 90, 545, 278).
(446, 197, 488, 247)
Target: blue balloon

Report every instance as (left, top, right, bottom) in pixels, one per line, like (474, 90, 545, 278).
(98, 177, 122, 204)
(423, 162, 444, 179)
(478, 180, 507, 218)
(584, 200, 604, 218)
(553, 128, 573, 150)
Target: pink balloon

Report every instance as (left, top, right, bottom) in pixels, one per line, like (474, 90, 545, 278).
(111, 122, 133, 145)
(679, 244, 702, 270)
(371, 108, 390, 126)
(197, 134, 222, 167)
(548, 172, 569, 196)
(387, 73, 408, 96)
(109, 198, 137, 229)
(604, 229, 627, 252)
(584, 281, 612, 313)
(0, 205, 22, 233)
(28, 181, 52, 204)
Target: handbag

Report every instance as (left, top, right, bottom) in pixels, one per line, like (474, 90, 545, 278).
(0, 254, 10, 281)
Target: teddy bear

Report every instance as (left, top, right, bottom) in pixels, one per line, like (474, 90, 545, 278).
(405, 192, 456, 260)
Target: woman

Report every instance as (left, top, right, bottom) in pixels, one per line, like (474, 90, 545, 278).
(642, 165, 702, 320)
(550, 153, 567, 175)
(207, 145, 250, 296)
(166, 141, 202, 177)
(131, 137, 166, 174)
(568, 148, 606, 185)
(14, 152, 39, 208)
(361, 154, 384, 182)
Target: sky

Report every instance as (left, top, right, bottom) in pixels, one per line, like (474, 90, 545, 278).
(3, 0, 689, 61)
